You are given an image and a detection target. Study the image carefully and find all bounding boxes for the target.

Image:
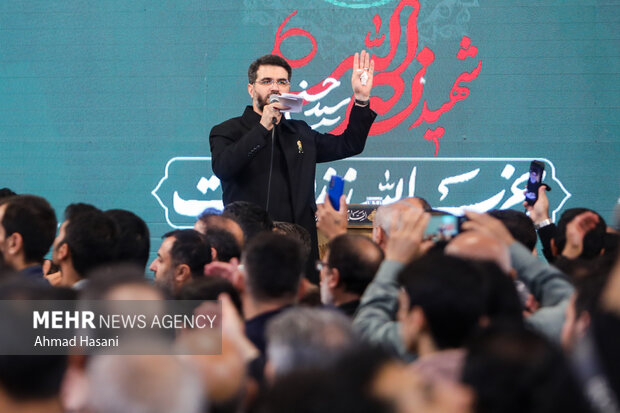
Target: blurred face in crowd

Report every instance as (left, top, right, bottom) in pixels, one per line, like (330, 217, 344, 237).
(373, 362, 473, 413)
(149, 236, 177, 290)
(51, 221, 68, 266)
(0, 204, 8, 262)
(561, 294, 590, 351)
(319, 250, 335, 305)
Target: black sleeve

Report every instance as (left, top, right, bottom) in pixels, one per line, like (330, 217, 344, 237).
(209, 122, 270, 180)
(537, 223, 557, 263)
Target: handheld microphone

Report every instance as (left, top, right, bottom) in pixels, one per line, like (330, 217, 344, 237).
(269, 94, 279, 125)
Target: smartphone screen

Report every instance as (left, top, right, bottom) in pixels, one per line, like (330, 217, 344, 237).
(328, 175, 344, 211)
(424, 212, 460, 241)
(525, 161, 545, 205)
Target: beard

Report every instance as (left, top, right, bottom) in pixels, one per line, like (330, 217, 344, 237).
(255, 89, 281, 113)
(255, 92, 270, 112)
(154, 270, 175, 294)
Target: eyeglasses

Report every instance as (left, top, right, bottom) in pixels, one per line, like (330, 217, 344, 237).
(255, 78, 290, 87)
(315, 260, 329, 272)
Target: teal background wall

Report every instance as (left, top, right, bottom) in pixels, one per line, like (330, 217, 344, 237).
(0, 0, 618, 263)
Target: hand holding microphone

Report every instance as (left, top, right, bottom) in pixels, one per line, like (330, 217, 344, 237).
(259, 94, 287, 130)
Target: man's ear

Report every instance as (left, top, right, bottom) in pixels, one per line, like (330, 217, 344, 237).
(175, 264, 192, 284)
(550, 238, 558, 257)
(401, 305, 427, 333)
(211, 247, 218, 262)
(408, 306, 427, 333)
(397, 288, 410, 322)
(57, 242, 70, 262)
(327, 268, 340, 289)
(400, 305, 427, 351)
(6, 232, 23, 256)
(373, 227, 387, 250)
(248, 83, 254, 99)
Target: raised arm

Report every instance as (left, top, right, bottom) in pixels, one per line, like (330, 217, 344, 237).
(353, 207, 430, 358)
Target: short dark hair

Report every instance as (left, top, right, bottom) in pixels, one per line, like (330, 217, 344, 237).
(203, 227, 240, 262)
(556, 208, 607, 259)
(257, 345, 395, 413)
(572, 257, 614, 317)
(273, 221, 312, 264)
(223, 201, 273, 242)
(489, 209, 537, 251)
(327, 234, 384, 295)
(62, 210, 118, 277)
(475, 260, 524, 326)
(0, 277, 75, 401)
(64, 202, 99, 221)
(0, 195, 57, 263)
(398, 254, 485, 349)
(105, 209, 150, 268)
(0, 187, 17, 200)
(462, 324, 592, 413)
(163, 229, 212, 278)
(244, 232, 303, 300)
(248, 54, 292, 84)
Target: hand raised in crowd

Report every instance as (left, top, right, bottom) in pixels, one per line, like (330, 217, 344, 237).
(523, 185, 550, 225)
(351, 50, 375, 101)
(316, 194, 348, 240)
(462, 210, 516, 246)
(602, 255, 620, 317)
(42, 259, 62, 286)
(562, 210, 600, 259)
(204, 257, 245, 293)
(218, 292, 258, 362)
(191, 292, 258, 362)
(385, 206, 431, 264)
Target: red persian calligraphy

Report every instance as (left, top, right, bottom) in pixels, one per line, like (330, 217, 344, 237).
(271, 0, 482, 156)
(423, 126, 445, 156)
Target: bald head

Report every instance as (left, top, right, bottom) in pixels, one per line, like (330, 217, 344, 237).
(326, 234, 384, 297)
(88, 353, 205, 413)
(445, 231, 511, 274)
(401, 197, 432, 212)
(373, 201, 425, 250)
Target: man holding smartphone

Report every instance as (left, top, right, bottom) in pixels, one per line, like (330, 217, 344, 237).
(209, 51, 376, 281)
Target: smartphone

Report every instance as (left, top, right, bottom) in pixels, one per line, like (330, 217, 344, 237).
(424, 211, 461, 241)
(328, 175, 344, 211)
(525, 160, 545, 205)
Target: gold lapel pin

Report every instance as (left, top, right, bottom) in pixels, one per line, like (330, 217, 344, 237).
(297, 140, 303, 154)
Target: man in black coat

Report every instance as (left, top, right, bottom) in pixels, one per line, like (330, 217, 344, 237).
(209, 51, 376, 282)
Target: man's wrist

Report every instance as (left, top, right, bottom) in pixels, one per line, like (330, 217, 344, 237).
(534, 218, 552, 230)
(354, 93, 370, 104)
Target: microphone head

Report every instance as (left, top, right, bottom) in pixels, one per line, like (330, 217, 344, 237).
(268, 94, 280, 104)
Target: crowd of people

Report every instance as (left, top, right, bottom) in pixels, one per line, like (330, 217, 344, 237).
(0, 185, 619, 413)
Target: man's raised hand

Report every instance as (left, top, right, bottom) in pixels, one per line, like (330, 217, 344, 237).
(351, 50, 375, 101)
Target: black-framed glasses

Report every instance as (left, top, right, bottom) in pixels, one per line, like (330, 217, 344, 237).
(315, 260, 329, 272)
(255, 78, 290, 87)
